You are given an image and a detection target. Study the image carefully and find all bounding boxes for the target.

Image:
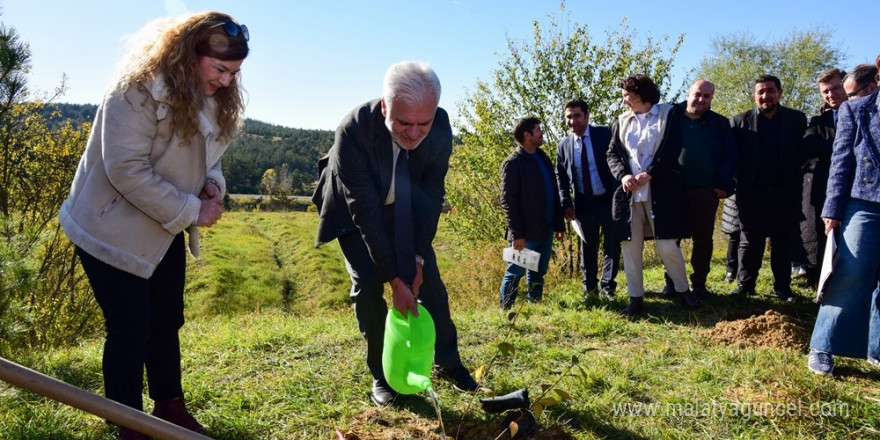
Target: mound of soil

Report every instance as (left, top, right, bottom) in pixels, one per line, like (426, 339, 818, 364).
(706, 310, 809, 351)
(336, 407, 575, 440)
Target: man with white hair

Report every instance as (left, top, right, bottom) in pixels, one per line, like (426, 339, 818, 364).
(313, 61, 479, 406)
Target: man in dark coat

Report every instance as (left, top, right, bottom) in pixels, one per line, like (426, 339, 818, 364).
(312, 61, 478, 406)
(499, 117, 565, 309)
(730, 75, 807, 301)
(555, 99, 619, 299)
(662, 79, 737, 297)
(794, 68, 848, 288)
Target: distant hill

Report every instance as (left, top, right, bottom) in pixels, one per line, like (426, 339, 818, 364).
(40, 103, 98, 129)
(43, 103, 333, 195)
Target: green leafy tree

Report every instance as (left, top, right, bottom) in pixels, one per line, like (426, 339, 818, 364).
(448, 4, 684, 247)
(0, 20, 96, 352)
(693, 27, 845, 118)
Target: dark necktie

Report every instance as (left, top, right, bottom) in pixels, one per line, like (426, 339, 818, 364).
(580, 137, 593, 197)
(394, 150, 416, 285)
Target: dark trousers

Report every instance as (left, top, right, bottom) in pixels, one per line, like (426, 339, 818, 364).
(337, 231, 464, 382)
(726, 232, 740, 276)
(76, 234, 186, 411)
(737, 190, 794, 291)
(575, 192, 620, 292)
(685, 188, 720, 287)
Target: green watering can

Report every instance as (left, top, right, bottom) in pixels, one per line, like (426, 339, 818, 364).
(382, 304, 436, 394)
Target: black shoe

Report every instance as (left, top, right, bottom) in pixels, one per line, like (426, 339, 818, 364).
(624, 296, 643, 316)
(435, 366, 479, 392)
(599, 286, 616, 300)
(773, 289, 795, 303)
(679, 290, 702, 309)
(729, 286, 754, 298)
(370, 378, 398, 406)
(661, 284, 675, 298)
(724, 272, 736, 283)
(692, 285, 711, 297)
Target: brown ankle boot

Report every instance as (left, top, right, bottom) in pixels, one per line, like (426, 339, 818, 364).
(151, 397, 205, 433)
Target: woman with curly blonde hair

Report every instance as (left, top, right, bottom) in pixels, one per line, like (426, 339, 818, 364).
(59, 11, 249, 439)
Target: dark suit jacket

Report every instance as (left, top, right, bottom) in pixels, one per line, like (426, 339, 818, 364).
(674, 102, 738, 195)
(501, 146, 565, 241)
(731, 105, 807, 209)
(312, 99, 452, 282)
(555, 126, 616, 218)
(797, 109, 835, 265)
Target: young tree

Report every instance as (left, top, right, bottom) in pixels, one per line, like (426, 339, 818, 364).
(261, 164, 295, 209)
(693, 27, 845, 118)
(447, 4, 683, 246)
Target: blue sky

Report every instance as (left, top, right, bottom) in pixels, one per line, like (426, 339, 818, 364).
(3, 0, 877, 130)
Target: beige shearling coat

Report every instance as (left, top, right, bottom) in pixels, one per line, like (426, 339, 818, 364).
(59, 75, 228, 279)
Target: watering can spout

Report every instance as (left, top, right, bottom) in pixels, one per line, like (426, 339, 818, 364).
(406, 372, 432, 391)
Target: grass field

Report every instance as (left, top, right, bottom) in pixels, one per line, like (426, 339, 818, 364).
(1, 211, 878, 439)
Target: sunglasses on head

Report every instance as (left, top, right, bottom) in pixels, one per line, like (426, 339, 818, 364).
(213, 19, 249, 41)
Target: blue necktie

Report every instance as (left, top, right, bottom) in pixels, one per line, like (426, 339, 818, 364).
(581, 137, 593, 197)
(395, 150, 416, 285)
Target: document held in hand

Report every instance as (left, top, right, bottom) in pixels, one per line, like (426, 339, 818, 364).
(502, 247, 540, 272)
(816, 231, 838, 302)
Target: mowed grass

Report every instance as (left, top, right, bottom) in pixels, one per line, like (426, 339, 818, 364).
(1, 211, 879, 439)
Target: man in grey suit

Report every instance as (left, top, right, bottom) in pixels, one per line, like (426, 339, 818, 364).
(555, 99, 620, 299)
(312, 61, 478, 406)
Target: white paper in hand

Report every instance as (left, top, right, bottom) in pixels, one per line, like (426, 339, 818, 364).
(570, 219, 586, 243)
(816, 231, 838, 302)
(502, 247, 540, 272)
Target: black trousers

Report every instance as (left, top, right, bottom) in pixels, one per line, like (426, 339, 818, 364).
(574, 192, 620, 292)
(77, 234, 186, 411)
(737, 190, 795, 291)
(337, 230, 464, 382)
(685, 188, 720, 287)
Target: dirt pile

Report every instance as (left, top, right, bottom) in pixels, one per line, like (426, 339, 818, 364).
(707, 310, 809, 351)
(336, 407, 575, 439)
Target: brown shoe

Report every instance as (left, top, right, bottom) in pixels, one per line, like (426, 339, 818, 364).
(151, 397, 205, 433)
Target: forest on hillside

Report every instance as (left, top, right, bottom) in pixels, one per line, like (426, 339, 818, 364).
(41, 103, 334, 195)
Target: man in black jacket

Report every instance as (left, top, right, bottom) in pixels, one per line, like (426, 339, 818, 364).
(730, 75, 807, 301)
(555, 100, 619, 299)
(794, 68, 848, 288)
(499, 117, 565, 309)
(661, 80, 737, 297)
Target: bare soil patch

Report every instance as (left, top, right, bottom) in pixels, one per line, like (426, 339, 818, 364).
(335, 407, 576, 439)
